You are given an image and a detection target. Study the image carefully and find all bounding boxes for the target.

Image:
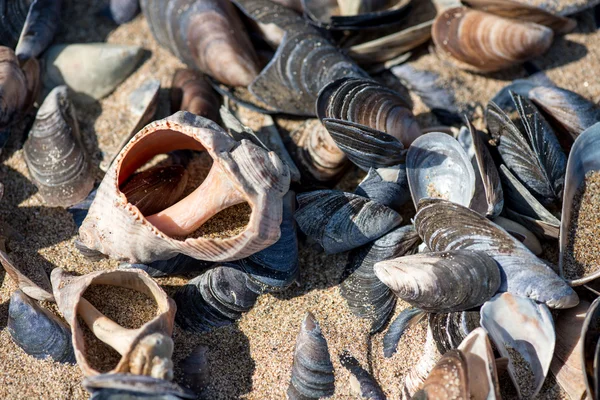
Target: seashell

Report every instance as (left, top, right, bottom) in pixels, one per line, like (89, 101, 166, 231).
(432, 6, 553, 72)
(66, 189, 96, 227)
(23, 85, 94, 207)
(174, 264, 259, 333)
(15, 0, 61, 62)
(288, 312, 335, 400)
(480, 292, 555, 399)
(109, 0, 140, 24)
(550, 300, 588, 400)
(429, 311, 480, 355)
(119, 254, 213, 278)
(171, 69, 220, 122)
(237, 191, 298, 293)
(317, 78, 420, 148)
(348, 20, 433, 67)
(374, 250, 501, 313)
(294, 190, 402, 254)
(339, 350, 386, 400)
(7, 289, 75, 363)
(582, 297, 600, 400)
(0, 46, 39, 129)
(412, 349, 469, 399)
(406, 132, 475, 209)
(141, 0, 259, 87)
(0, 248, 54, 301)
(303, 0, 412, 30)
(83, 374, 195, 399)
(499, 164, 560, 239)
(50, 268, 176, 378)
(178, 345, 210, 394)
(414, 198, 578, 308)
(383, 307, 425, 358)
(462, 0, 576, 33)
(390, 64, 461, 125)
(341, 225, 421, 333)
(0, 0, 31, 49)
(42, 43, 143, 101)
(287, 119, 349, 184)
(456, 327, 501, 400)
(492, 216, 542, 256)
(486, 92, 566, 208)
(119, 165, 189, 216)
(528, 85, 600, 141)
(403, 325, 442, 398)
(78, 112, 290, 263)
(559, 122, 600, 285)
(354, 166, 411, 211)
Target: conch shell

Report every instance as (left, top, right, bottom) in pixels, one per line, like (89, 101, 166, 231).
(78, 111, 290, 263)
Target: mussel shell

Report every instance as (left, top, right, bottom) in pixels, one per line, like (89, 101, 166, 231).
(0, 47, 30, 128)
(412, 349, 469, 400)
(109, 0, 141, 24)
(383, 307, 425, 358)
(0, 0, 31, 49)
(374, 250, 501, 313)
(7, 289, 75, 363)
(492, 216, 542, 256)
(584, 298, 600, 400)
(339, 350, 386, 400)
(295, 190, 403, 254)
(354, 166, 411, 211)
(83, 373, 195, 399)
(171, 69, 220, 122)
(406, 131, 475, 209)
(429, 311, 480, 355)
(119, 254, 213, 277)
(178, 345, 210, 394)
(303, 0, 412, 30)
(288, 312, 335, 400)
(15, 0, 61, 62)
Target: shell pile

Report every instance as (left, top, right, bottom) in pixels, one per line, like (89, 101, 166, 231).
(1, 0, 600, 399)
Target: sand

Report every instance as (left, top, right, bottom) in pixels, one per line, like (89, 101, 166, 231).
(0, 0, 595, 399)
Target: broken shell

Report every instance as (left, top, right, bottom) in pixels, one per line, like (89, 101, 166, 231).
(492, 216, 542, 256)
(406, 132, 475, 209)
(429, 311, 480, 355)
(374, 250, 501, 313)
(432, 7, 553, 72)
(414, 198, 578, 308)
(413, 349, 469, 399)
(0, 46, 38, 129)
(78, 112, 290, 263)
(339, 350, 386, 400)
(559, 122, 600, 285)
(582, 297, 600, 400)
(171, 69, 220, 122)
(15, 0, 61, 62)
(481, 293, 555, 399)
(0, 247, 54, 301)
(457, 327, 501, 400)
(403, 325, 442, 398)
(317, 78, 420, 148)
(141, 0, 259, 87)
(120, 165, 189, 216)
(83, 374, 195, 399)
(0, 0, 31, 48)
(354, 166, 411, 211)
(288, 312, 335, 399)
(383, 307, 425, 358)
(295, 190, 403, 254)
(23, 85, 94, 207)
(50, 268, 176, 378)
(341, 225, 421, 333)
(42, 43, 143, 101)
(174, 264, 259, 333)
(109, 0, 140, 24)
(8, 289, 75, 363)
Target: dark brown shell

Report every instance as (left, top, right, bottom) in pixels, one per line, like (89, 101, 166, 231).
(171, 69, 220, 122)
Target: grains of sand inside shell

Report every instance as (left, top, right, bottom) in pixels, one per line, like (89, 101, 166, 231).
(564, 170, 600, 280)
(506, 345, 536, 399)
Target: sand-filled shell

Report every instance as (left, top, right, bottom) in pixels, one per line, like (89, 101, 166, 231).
(42, 43, 143, 101)
(407, 132, 475, 209)
(429, 311, 480, 355)
(109, 0, 140, 24)
(23, 86, 94, 207)
(171, 69, 220, 122)
(0, 46, 39, 129)
(339, 351, 386, 400)
(383, 307, 425, 358)
(480, 293, 555, 399)
(0, 0, 32, 48)
(317, 78, 420, 148)
(355, 166, 410, 211)
(295, 190, 402, 254)
(50, 268, 176, 378)
(83, 374, 195, 399)
(432, 6, 553, 72)
(559, 122, 600, 285)
(141, 0, 259, 87)
(412, 350, 469, 399)
(78, 112, 290, 263)
(341, 225, 420, 333)
(374, 250, 501, 313)
(487, 92, 566, 209)
(7, 289, 75, 363)
(15, 0, 61, 62)
(582, 297, 600, 400)
(457, 327, 501, 400)
(288, 312, 335, 399)
(414, 198, 578, 309)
